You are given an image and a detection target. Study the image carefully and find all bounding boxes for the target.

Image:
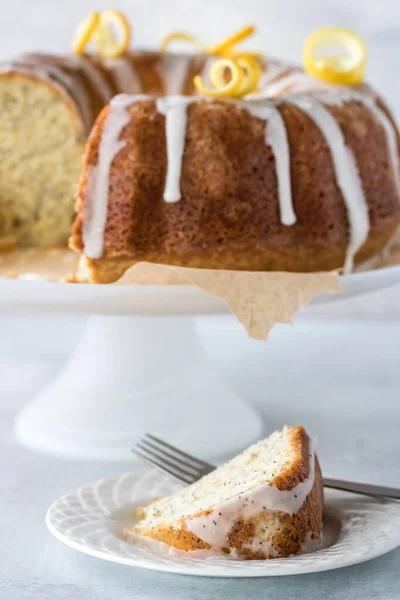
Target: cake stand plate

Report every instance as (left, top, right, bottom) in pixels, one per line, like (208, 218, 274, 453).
(1, 264, 400, 315)
(2, 265, 400, 461)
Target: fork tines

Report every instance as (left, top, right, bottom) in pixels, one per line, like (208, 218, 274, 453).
(132, 433, 215, 484)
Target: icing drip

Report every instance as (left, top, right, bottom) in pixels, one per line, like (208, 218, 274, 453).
(156, 96, 193, 203)
(198, 56, 216, 87)
(106, 57, 142, 94)
(66, 55, 114, 104)
(323, 89, 400, 203)
(246, 103, 296, 226)
(262, 72, 322, 97)
(258, 63, 290, 87)
(291, 97, 369, 273)
(43, 66, 93, 133)
(251, 61, 328, 100)
(185, 442, 316, 549)
(266, 109, 296, 226)
(357, 98, 400, 201)
(158, 55, 190, 95)
(83, 94, 149, 258)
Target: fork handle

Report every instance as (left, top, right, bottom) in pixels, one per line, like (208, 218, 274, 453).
(323, 477, 400, 499)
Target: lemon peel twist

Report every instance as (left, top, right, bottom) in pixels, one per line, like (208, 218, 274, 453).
(303, 27, 367, 85)
(72, 12, 100, 54)
(160, 31, 208, 54)
(160, 25, 261, 58)
(72, 10, 131, 58)
(194, 55, 262, 98)
(207, 25, 255, 56)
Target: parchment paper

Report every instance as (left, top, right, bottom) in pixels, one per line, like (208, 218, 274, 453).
(117, 262, 342, 340)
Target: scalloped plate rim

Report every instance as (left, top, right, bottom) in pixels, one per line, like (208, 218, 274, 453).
(46, 471, 400, 577)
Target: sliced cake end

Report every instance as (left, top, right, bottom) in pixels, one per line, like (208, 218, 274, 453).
(127, 425, 323, 559)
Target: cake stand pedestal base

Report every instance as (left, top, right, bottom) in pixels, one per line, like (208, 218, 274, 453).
(15, 315, 263, 461)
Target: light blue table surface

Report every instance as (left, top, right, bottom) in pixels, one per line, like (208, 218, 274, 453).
(1, 305, 399, 599)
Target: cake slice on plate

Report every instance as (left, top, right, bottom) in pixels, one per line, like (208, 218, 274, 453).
(129, 425, 323, 559)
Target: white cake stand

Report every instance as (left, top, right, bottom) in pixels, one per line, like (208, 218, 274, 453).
(2, 265, 400, 461)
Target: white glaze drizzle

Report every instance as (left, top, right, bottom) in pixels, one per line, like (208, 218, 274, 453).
(184, 441, 315, 549)
(83, 94, 149, 258)
(349, 94, 400, 202)
(199, 56, 216, 88)
(66, 54, 114, 104)
(290, 96, 370, 273)
(366, 103, 400, 201)
(263, 72, 322, 97)
(250, 62, 328, 100)
(158, 55, 190, 95)
(258, 62, 290, 86)
(318, 89, 400, 203)
(105, 56, 142, 94)
(46, 66, 94, 132)
(246, 103, 296, 226)
(125, 522, 322, 559)
(156, 96, 194, 202)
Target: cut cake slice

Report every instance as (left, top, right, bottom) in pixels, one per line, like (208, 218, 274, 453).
(128, 425, 323, 559)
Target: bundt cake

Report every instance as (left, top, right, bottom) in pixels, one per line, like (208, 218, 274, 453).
(68, 53, 400, 282)
(127, 425, 323, 559)
(1, 20, 399, 280)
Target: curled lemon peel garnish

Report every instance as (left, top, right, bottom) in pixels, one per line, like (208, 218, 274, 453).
(224, 49, 262, 59)
(236, 56, 263, 95)
(159, 31, 208, 54)
(303, 27, 367, 85)
(72, 10, 131, 58)
(194, 55, 262, 98)
(71, 12, 100, 54)
(92, 10, 131, 58)
(207, 25, 255, 55)
(195, 58, 245, 98)
(160, 25, 260, 58)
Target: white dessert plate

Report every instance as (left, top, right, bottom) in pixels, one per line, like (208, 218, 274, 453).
(46, 471, 400, 577)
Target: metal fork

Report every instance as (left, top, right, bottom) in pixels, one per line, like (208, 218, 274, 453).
(133, 433, 215, 484)
(133, 434, 400, 499)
